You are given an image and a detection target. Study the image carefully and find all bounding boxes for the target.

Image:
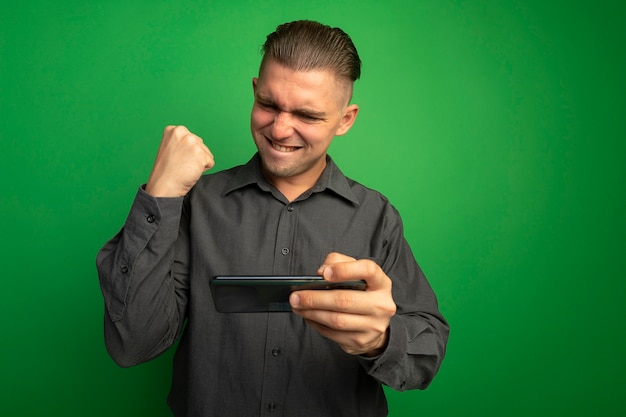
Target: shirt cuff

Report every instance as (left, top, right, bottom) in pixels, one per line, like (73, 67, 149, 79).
(358, 314, 408, 388)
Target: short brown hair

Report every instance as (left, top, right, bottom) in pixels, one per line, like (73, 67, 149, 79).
(260, 20, 361, 83)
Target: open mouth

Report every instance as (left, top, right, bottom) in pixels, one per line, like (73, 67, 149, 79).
(268, 138, 302, 153)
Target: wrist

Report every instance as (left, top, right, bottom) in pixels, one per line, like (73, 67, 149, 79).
(361, 328, 390, 358)
(145, 179, 188, 198)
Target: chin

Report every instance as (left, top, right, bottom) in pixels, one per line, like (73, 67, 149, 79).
(261, 161, 299, 179)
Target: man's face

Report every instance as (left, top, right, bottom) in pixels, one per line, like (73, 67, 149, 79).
(251, 58, 358, 189)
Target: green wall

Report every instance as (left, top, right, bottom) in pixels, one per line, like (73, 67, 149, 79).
(2, 1, 624, 415)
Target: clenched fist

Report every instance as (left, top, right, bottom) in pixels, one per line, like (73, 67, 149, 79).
(145, 126, 215, 197)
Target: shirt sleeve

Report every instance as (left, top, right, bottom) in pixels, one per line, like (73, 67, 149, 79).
(358, 205, 450, 391)
(96, 186, 189, 367)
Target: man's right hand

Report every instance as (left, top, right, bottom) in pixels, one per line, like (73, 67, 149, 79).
(145, 126, 215, 197)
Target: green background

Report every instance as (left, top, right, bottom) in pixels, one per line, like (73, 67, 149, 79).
(2, 0, 624, 416)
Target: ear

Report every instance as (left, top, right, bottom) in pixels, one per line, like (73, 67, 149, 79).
(252, 77, 258, 92)
(335, 104, 359, 136)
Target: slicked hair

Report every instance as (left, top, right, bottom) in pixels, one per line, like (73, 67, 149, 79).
(260, 20, 361, 85)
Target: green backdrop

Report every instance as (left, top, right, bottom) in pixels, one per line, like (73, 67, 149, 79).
(2, 1, 624, 416)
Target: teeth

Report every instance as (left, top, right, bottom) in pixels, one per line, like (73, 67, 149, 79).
(271, 142, 299, 152)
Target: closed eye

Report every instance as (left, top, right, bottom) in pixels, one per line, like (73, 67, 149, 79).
(256, 99, 278, 112)
(255, 94, 326, 122)
(293, 110, 326, 123)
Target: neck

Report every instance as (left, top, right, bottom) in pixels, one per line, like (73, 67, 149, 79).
(264, 161, 327, 202)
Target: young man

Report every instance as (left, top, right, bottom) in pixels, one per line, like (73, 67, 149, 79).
(97, 20, 449, 416)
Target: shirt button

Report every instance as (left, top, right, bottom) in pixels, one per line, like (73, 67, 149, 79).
(287, 205, 294, 212)
(267, 402, 277, 412)
(281, 248, 290, 255)
(271, 347, 281, 356)
(146, 214, 156, 223)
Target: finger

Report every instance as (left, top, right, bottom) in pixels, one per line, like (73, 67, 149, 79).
(304, 319, 389, 356)
(201, 143, 215, 170)
(320, 252, 356, 267)
(302, 319, 364, 355)
(176, 130, 214, 171)
(169, 125, 191, 138)
(316, 252, 355, 279)
(291, 288, 372, 315)
(299, 309, 375, 333)
(321, 259, 390, 290)
(163, 125, 177, 136)
(297, 309, 390, 352)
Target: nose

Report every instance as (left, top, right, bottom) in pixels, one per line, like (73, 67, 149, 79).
(271, 112, 294, 140)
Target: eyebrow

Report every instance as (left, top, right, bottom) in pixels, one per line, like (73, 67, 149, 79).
(255, 93, 327, 119)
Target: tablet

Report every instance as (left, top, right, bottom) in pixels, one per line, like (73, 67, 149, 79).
(209, 275, 367, 313)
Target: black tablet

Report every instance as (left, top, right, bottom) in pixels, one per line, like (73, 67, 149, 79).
(209, 275, 367, 313)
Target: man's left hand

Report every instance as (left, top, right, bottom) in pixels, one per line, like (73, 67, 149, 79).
(289, 252, 397, 357)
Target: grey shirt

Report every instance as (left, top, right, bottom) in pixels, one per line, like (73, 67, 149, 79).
(97, 154, 449, 417)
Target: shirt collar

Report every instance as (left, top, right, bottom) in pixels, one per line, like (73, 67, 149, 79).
(222, 153, 360, 206)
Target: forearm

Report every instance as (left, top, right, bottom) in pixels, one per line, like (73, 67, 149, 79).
(96, 187, 188, 367)
(361, 211, 450, 390)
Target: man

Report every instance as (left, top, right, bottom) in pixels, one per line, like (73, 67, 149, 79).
(97, 20, 449, 416)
